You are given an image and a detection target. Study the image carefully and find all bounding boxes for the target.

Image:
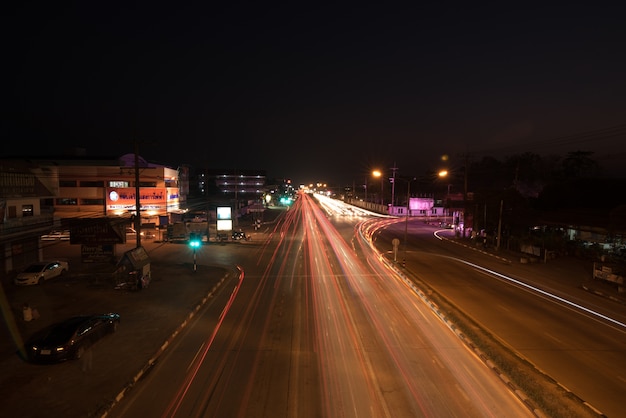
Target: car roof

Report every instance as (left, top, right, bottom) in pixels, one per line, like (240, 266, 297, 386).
(22, 263, 49, 271)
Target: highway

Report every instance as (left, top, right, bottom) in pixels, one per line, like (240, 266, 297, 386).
(109, 192, 534, 417)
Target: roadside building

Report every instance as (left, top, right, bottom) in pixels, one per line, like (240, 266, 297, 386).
(0, 160, 55, 273)
(0, 154, 187, 276)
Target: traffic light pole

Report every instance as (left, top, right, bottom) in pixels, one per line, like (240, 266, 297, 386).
(189, 233, 201, 272)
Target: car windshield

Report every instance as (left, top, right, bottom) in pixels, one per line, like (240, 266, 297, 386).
(35, 317, 87, 344)
(23, 264, 46, 273)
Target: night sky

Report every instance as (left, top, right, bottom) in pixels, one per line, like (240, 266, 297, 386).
(4, 3, 626, 185)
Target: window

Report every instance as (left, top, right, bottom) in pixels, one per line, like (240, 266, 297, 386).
(22, 205, 33, 217)
(80, 181, 105, 187)
(137, 181, 157, 187)
(59, 180, 77, 187)
(56, 198, 78, 205)
(81, 198, 105, 205)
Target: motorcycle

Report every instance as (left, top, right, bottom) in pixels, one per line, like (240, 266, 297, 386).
(231, 230, 249, 241)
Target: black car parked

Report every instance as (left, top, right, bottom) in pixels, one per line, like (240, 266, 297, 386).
(23, 313, 120, 363)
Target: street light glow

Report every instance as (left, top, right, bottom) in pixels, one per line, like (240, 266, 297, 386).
(372, 170, 383, 206)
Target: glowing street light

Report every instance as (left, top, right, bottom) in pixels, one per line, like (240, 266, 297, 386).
(372, 170, 383, 206)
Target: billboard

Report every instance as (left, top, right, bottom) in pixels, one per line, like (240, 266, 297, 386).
(106, 187, 176, 213)
(217, 206, 232, 231)
(217, 206, 232, 220)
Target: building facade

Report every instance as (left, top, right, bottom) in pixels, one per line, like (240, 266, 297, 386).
(0, 155, 187, 275)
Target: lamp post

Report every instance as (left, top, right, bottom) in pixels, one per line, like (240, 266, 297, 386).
(372, 170, 383, 206)
(390, 163, 398, 208)
(438, 169, 451, 228)
(372, 170, 385, 206)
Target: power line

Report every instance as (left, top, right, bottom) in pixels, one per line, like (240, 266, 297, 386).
(476, 123, 626, 156)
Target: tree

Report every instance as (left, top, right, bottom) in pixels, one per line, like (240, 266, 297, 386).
(562, 150, 600, 178)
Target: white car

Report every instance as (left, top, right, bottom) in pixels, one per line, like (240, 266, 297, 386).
(14, 261, 70, 286)
(41, 230, 70, 241)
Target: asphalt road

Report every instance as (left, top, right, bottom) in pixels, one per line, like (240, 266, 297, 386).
(106, 193, 536, 417)
(374, 217, 626, 417)
(1, 205, 624, 417)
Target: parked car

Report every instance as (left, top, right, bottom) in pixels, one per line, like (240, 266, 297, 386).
(14, 261, 69, 286)
(126, 227, 153, 238)
(41, 230, 70, 241)
(24, 313, 121, 363)
(125, 227, 139, 236)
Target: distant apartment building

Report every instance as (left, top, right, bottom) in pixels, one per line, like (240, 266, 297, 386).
(200, 168, 267, 196)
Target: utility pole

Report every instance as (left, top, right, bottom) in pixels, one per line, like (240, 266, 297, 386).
(134, 141, 142, 249)
(404, 179, 411, 251)
(463, 153, 469, 238)
(205, 166, 211, 241)
(122, 135, 156, 247)
(390, 163, 398, 208)
(234, 169, 238, 228)
(364, 177, 368, 202)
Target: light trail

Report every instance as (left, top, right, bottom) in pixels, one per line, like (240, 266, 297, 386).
(162, 267, 246, 418)
(301, 192, 532, 417)
(430, 230, 626, 331)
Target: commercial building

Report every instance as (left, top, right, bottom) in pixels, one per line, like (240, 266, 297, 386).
(0, 155, 187, 275)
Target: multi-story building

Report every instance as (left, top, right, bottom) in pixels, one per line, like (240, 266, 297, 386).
(199, 168, 267, 196)
(50, 154, 186, 226)
(0, 159, 56, 273)
(0, 154, 187, 276)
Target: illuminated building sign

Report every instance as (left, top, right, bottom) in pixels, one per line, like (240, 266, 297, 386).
(216, 206, 232, 231)
(106, 187, 177, 212)
(217, 206, 232, 220)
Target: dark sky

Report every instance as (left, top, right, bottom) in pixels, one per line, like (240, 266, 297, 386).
(4, 3, 626, 185)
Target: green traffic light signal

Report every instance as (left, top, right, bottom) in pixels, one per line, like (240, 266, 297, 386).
(189, 233, 201, 248)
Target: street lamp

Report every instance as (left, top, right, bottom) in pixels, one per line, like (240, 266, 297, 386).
(438, 169, 451, 225)
(372, 170, 383, 206)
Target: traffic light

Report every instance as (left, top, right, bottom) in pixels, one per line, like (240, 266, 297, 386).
(279, 196, 293, 205)
(189, 233, 201, 272)
(189, 233, 201, 248)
